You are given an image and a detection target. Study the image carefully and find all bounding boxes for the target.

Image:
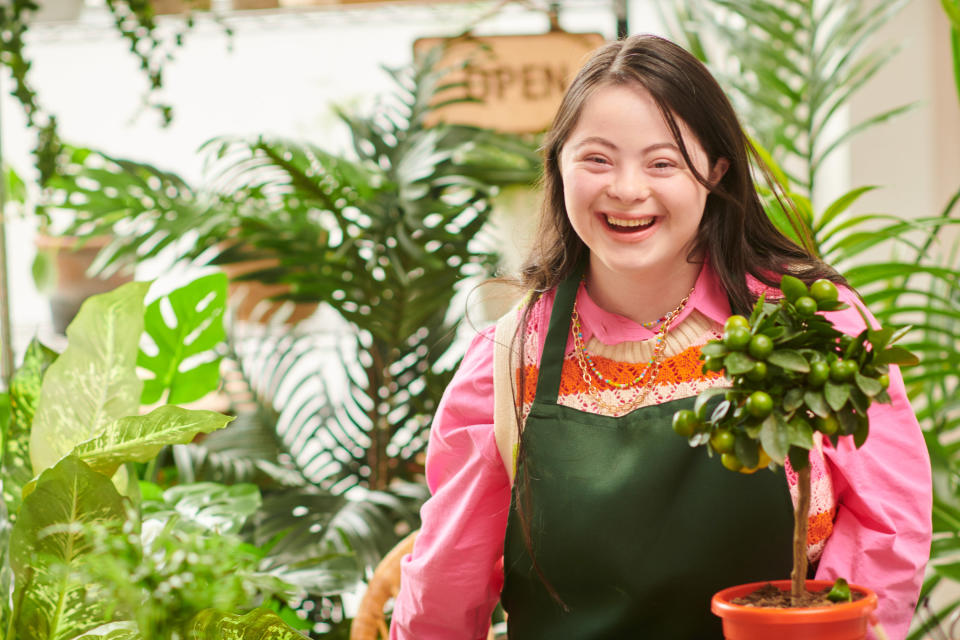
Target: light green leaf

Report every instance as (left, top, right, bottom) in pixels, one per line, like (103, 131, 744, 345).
(9, 456, 126, 640)
(185, 607, 305, 639)
(29, 282, 150, 477)
(138, 273, 227, 405)
(70, 406, 234, 479)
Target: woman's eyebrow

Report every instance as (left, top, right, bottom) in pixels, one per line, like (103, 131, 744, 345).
(571, 137, 679, 154)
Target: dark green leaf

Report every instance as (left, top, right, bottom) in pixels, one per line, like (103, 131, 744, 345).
(767, 349, 809, 372)
(824, 381, 851, 412)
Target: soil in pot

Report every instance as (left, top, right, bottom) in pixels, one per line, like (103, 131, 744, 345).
(732, 582, 866, 608)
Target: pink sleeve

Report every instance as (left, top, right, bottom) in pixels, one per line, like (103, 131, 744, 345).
(815, 288, 932, 640)
(390, 326, 511, 640)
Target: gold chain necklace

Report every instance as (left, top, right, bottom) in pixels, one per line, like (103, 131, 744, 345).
(571, 288, 693, 414)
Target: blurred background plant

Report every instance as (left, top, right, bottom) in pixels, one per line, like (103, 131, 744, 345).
(659, 0, 960, 635)
(0, 0, 225, 184)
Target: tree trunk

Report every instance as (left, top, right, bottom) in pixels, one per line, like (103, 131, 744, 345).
(790, 464, 811, 603)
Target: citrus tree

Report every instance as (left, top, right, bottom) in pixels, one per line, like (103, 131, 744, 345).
(672, 275, 917, 601)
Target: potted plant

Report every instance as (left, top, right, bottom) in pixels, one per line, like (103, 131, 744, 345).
(670, 274, 917, 639)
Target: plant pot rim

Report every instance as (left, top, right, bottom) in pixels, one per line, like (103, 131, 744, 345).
(711, 579, 878, 624)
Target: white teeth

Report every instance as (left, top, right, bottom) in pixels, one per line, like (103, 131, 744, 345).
(606, 215, 654, 228)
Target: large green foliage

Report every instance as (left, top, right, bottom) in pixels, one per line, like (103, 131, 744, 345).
(0, 277, 314, 640)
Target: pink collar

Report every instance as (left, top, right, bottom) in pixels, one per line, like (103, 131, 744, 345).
(575, 262, 734, 346)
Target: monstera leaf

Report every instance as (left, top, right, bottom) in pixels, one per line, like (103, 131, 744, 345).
(9, 456, 126, 640)
(139, 272, 227, 405)
(70, 405, 233, 479)
(29, 282, 150, 476)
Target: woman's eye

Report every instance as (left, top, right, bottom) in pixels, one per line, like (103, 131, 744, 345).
(652, 160, 676, 170)
(585, 155, 609, 165)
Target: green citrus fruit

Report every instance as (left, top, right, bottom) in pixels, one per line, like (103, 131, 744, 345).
(739, 448, 772, 474)
(748, 334, 774, 360)
(745, 361, 768, 382)
(721, 453, 743, 472)
(723, 326, 752, 351)
(878, 373, 890, 389)
(794, 296, 818, 317)
(703, 355, 725, 373)
(815, 414, 840, 435)
(724, 315, 751, 332)
(710, 428, 736, 454)
(780, 275, 808, 302)
(829, 358, 858, 383)
(745, 390, 774, 419)
(809, 279, 839, 303)
(807, 361, 830, 387)
(672, 409, 698, 438)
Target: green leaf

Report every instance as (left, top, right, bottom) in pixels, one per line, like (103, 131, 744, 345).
(783, 388, 804, 412)
(70, 406, 234, 479)
(9, 456, 126, 640)
(724, 351, 756, 375)
(854, 372, 883, 398)
(760, 414, 788, 465)
(767, 349, 810, 373)
(143, 482, 261, 535)
(803, 390, 830, 418)
(786, 417, 814, 449)
(138, 273, 227, 405)
(815, 186, 879, 234)
(874, 346, 920, 366)
(827, 577, 852, 602)
(4, 340, 59, 523)
(854, 415, 870, 448)
(700, 341, 728, 358)
(186, 607, 306, 639)
(824, 381, 851, 412)
(29, 282, 150, 477)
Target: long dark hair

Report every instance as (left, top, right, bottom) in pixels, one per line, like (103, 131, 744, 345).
(507, 33, 844, 605)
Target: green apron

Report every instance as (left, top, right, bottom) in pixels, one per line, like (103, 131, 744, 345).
(501, 271, 795, 639)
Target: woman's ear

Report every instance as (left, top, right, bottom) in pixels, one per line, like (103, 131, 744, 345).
(710, 158, 730, 186)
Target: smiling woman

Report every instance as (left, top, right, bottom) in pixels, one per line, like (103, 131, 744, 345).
(390, 34, 931, 640)
(558, 83, 726, 324)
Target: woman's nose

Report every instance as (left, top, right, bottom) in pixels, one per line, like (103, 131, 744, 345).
(606, 168, 651, 202)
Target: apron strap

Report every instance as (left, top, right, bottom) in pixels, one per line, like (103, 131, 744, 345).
(532, 263, 585, 406)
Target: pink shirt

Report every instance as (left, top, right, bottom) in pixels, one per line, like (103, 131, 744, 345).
(391, 265, 932, 640)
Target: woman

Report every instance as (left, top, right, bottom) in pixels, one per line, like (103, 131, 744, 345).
(391, 34, 930, 639)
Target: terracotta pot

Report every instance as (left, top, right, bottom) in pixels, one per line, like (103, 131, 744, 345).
(711, 579, 878, 640)
(219, 258, 317, 325)
(34, 234, 133, 334)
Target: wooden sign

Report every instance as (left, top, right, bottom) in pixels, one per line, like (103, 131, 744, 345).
(414, 31, 606, 133)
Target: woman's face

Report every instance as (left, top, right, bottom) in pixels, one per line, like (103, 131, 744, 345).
(559, 83, 725, 288)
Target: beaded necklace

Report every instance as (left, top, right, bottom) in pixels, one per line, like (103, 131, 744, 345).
(571, 287, 693, 413)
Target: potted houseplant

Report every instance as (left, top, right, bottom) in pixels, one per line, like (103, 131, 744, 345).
(671, 274, 917, 639)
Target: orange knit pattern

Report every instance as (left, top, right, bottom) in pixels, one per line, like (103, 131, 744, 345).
(517, 344, 722, 404)
(808, 508, 836, 547)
